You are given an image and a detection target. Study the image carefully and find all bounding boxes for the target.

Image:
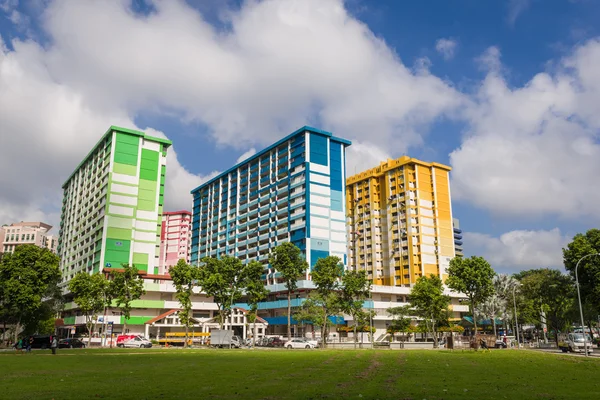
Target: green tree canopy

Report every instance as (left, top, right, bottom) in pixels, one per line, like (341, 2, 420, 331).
(111, 264, 146, 334)
(169, 259, 199, 347)
(339, 270, 371, 348)
(446, 255, 495, 334)
(243, 261, 269, 347)
(518, 268, 575, 346)
(563, 229, 600, 333)
(312, 256, 343, 347)
(69, 272, 108, 345)
(386, 305, 412, 340)
(409, 274, 450, 348)
(198, 256, 248, 329)
(0, 244, 60, 341)
(269, 242, 308, 340)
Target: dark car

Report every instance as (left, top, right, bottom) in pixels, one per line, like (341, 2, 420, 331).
(30, 335, 52, 349)
(58, 338, 86, 349)
(267, 337, 285, 347)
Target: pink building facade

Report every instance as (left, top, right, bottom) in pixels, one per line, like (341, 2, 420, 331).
(0, 221, 58, 254)
(158, 211, 192, 274)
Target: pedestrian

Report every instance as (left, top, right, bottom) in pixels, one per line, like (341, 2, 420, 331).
(15, 338, 23, 354)
(27, 336, 33, 353)
(51, 336, 58, 355)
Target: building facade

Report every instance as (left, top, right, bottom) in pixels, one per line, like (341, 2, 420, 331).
(190, 126, 352, 280)
(453, 218, 463, 257)
(58, 125, 171, 280)
(345, 157, 455, 287)
(158, 210, 192, 274)
(0, 221, 57, 254)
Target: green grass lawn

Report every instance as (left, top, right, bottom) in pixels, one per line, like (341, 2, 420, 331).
(1, 348, 599, 399)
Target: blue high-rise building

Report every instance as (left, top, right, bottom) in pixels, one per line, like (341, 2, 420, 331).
(190, 126, 352, 283)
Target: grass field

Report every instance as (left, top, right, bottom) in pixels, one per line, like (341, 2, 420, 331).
(2, 348, 599, 399)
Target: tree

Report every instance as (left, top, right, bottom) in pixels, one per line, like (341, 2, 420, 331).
(68, 272, 107, 346)
(169, 259, 199, 348)
(311, 255, 343, 348)
(409, 274, 450, 348)
(0, 245, 60, 342)
(269, 242, 308, 341)
(475, 294, 504, 337)
(243, 261, 268, 347)
(446, 256, 495, 335)
(293, 293, 341, 344)
(198, 256, 248, 330)
(563, 229, 600, 339)
(386, 306, 412, 342)
(519, 269, 575, 347)
(339, 270, 371, 348)
(111, 264, 146, 334)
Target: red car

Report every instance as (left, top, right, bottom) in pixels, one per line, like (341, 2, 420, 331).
(267, 337, 285, 347)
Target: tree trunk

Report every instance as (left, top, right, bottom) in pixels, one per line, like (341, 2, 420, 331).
(253, 317, 257, 348)
(87, 320, 93, 347)
(2, 319, 6, 345)
(123, 320, 128, 335)
(185, 324, 189, 348)
(287, 289, 292, 341)
(13, 320, 20, 343)
(354, 323, 357, 349)
(471, 297, 477, 337)
(321, 307, 327, 349)
(587, 320, 594, 343)
(492, 318, 497, 337)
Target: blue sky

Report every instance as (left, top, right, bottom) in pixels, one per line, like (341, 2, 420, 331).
(1, 0, 599, 273)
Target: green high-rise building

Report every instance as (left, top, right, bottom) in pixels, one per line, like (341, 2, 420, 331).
(58, 126, 171, 282)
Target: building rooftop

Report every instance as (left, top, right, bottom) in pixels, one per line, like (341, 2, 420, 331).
(163, 210, 192, 216)
(190, 126, 352, 193)
(3, 221, 53, 231)
(62, 125, 173, 188)
(346, 156, 452, 185)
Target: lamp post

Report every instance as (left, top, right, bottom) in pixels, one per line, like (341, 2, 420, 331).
(512, 284, 520, 349)
(575, 253, 600, 358)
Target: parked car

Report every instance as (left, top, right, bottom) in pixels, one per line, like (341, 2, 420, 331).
(58, 338, 86, 349)
(495, 339, 507, 349)
(117, 335, 152, 348)
(284, 339, 315, 349)
(267, 337, 285, 347)
(29, 335, 52, 349)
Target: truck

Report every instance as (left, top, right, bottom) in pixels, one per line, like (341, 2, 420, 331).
(558, 332, 593, 354)
(209, 330, 242, 348)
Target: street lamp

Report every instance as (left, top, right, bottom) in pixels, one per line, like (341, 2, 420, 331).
(512, 284, 521, 349)
(575, 253, 600, 358)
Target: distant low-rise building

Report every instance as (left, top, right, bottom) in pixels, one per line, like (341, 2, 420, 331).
(0, 221, 58, 254)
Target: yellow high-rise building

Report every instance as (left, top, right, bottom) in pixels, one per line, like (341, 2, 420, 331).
(346, 156, 455, 287)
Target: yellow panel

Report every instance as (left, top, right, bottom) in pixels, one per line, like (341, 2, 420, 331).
(424, 264, 438, 276)
(440, 245, 454, 257)
(439, 237, 454, 247)
(438, 210, 452, 219)
(418, 190, 433, 201)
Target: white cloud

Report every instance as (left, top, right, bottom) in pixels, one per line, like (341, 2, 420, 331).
(451, 41, 600, 220)
(236, 148, 257, 164)
(464, 228, 570, 272)
(507, 0, 532, 25)
(0, 0, 462, 225)
(435, 38, 457, 60)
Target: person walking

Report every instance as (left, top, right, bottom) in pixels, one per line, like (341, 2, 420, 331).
(50, 336, 58, 355)
(27, 336, 33, 353)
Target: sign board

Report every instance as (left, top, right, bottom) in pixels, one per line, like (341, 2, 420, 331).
(107, 322, 113, 335)
(70, 328, 75, 335)
(115, 241, 122, 247)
